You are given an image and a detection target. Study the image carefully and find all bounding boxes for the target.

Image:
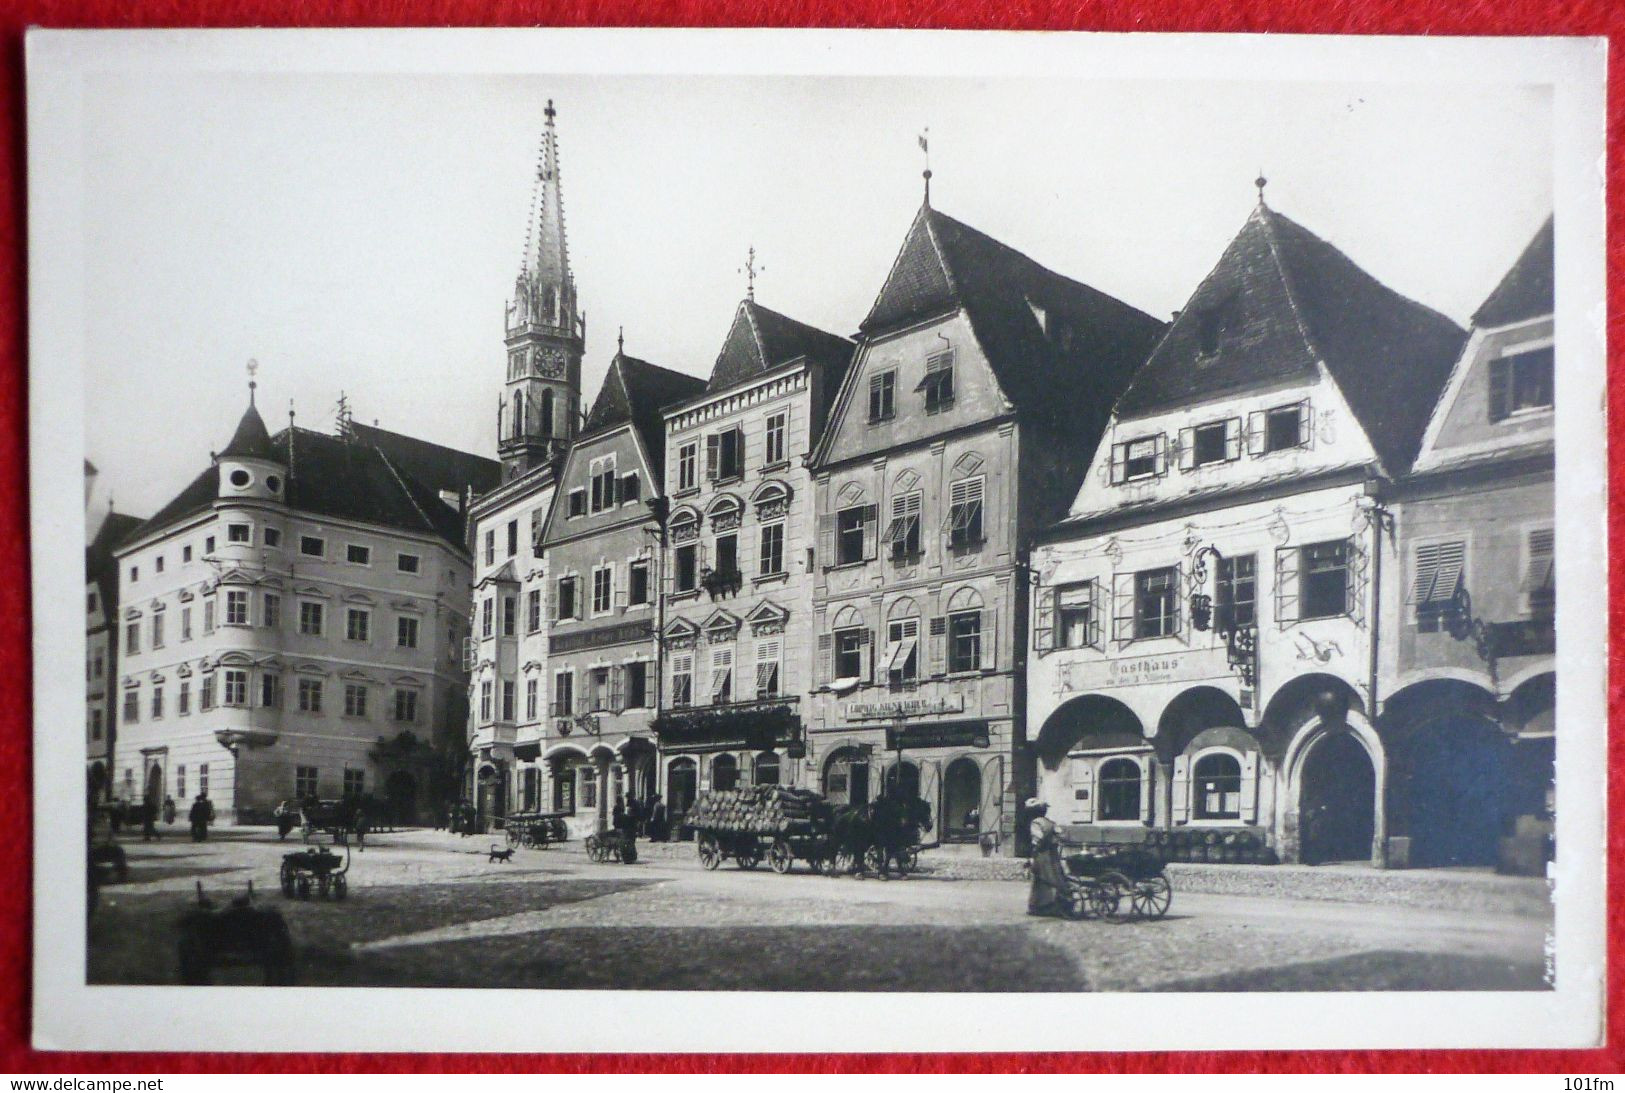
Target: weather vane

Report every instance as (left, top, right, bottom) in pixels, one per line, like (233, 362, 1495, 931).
(919, 128, 932, 203)
(246, 358, 258, 404)
(740, 247, 764, 301)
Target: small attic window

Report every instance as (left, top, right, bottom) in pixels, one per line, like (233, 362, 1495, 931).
(1196, 295, 1240, 357)
(229, 469, 251, 488)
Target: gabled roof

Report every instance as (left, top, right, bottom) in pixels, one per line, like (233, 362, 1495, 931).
(705, 299, 853, 394)
(1472, 215, 1553, 329)
(347, 422, 501, 499)
(87, 511, 145, 582)
(582, 353, 707, 479)
(123, 425, 485, 551)
(218, 401, 279, 462)
(1113, 204, 1467, 474)
(858, 205, 1166, 420)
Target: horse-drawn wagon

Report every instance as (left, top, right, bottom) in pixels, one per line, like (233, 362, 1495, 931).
(688, 786, 838, 874)
(1059, 845, 1172, 922)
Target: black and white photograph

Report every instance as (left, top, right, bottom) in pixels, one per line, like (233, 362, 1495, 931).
(28, 30, 1606, 1052)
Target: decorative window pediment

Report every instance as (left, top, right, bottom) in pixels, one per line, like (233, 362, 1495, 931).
(294, 584, 329, 599)
(341, 668, 381, 683)
(746, 599, 790, 635)
(521, 660, 544, 673)
(836, 481, 868, 506)
(391, 599, 424, 614)
(706, 494, 744, 532)
(175, 663, 193, 678)
(343, 590, 377, 605)
(751, 480, 792, 521)
(122, 676, 138, 689)
(664, 616, 700, 649)
(669, 507, 702, 544)
(124, 606, 143, 620)
(149, 599, 166, 613)
(390, 673, 423, 687)
(257, 575, 284, 589)
(217, 567, 256, 586)
(148, 670, 166, 683)
(703, 608, 741, 641)
(216, 651, 255, 667)
(292, 661, 327, 676)
(257, 656, 283, 669)
(177, 589, 195, 602)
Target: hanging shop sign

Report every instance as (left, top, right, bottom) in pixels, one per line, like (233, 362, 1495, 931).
(884, 721, 990, 751)
(845, 693, 966, 721)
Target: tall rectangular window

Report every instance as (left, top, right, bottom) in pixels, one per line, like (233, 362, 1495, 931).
(670, 654, 692, 708)
(764, 412, 787, 465)
(1134, 567, 1180, 640)
(397, 615, 419, 649)
(223, 669, 248, 707)
(555, 577, 578, 620)
(592, 567, 613, 614)
(263, 593, 281, 629)
(887, 492, 922, 562)
(674, 545, 698, 593)
(1410, 541, 1466, 632)
(180, 607, 192, 641)
(483, 530, 495, 565)
(481, 597, 494, 637)
(837, 505, 870, 566)
(759, 523, 785, 576)
(199, 763, 209, 799)
(125, 622, 139, 655)
(755, 639, 782, 698)
(1216, 555, 1257, 630)
(947, 478, 985, 550)
(868, 371, 896, 423)
(480, 679, 492, 721)
(527, 589, 542, 632)
(834, 628, 865, 680)
(1056, 582, 1099, 649)
(299, 601, 324, 636)
(151, 611, 165, 648)
(714, 533, 739, 577)
(502, 680, 516, 721)
(295, 766, 318, 800)
(628, 560, 651, 605)
(177, 680, 190, 715)
(502, 595, 517, 636)
(393, 688, 418, 723)
(884, 620, 918, 684)
(1300, 541, 1351, 620)
(175, 764, 185, 799)
(1489, 346, 1554, 421)
(947, 612, 982, 673)
(507, 520, 518, 558)
(525, 678, 539, 721)
(344, 683, 368, 718)
(625, 661, 648, 708)
(200, 675, 215, 710)
(1525, 527, 1555, 617)
(226, 590, 249, 626)
(123, 689, 139, 723)
(710, 648, 733, 704)
(553, 672, 574, 717)
(677, 443, 697, 492)
(346, 608, 371, 642)
(709, 428, 744, 481)
(919, 350, 955, 413)
(203, 600, 215, 633)
(590, 458, 617, 513)
(150, 685, 163, 719)
(343, 770, 365, 798)
(261, 673, 282, 709)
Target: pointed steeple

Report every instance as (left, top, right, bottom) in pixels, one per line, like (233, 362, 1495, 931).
(509, 99, 579, 336)
(219, 369, 277, 463)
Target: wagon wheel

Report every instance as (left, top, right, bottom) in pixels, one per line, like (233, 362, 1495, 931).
(736, 842, 762, 870)
(332, 874, 348, 901)
(295, 876, 312, 901)
(898, 846, 920, 874)
(1130, 874, 1171, 920)
(698, 834, 722, 870)
(831, 846, 857, 877)
(863, 844, 891, 879)
(279, 860, 296, 898)
(317, 875, 331, 899)
(1093, 871, 1134, 923)
(507, 825, 522, 848)
(1060, 880, 1096, 921)
(768, 839, 794, 874)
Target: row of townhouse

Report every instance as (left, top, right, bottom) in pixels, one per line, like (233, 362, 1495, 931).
(1027, 211, 1555, 870)
(467, 106, 1554, 867)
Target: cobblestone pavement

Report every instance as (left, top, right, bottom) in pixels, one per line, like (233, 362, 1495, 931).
(88, 827, 1552, 992)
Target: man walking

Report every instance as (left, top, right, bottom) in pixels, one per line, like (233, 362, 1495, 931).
(189, 792, 214, 843)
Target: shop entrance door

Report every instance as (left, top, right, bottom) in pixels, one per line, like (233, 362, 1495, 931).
(1300, 731, 1375, 865)
(1403, 716, 1509, 867)
(667, 758, 698, 826)
(824, 749, 870, 808)
(943, 757, 981, 842)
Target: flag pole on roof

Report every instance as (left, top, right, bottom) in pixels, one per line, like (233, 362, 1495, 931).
(919, 128, 932, 205)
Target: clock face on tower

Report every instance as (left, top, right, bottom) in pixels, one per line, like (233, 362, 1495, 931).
(534, 347, 567, 378)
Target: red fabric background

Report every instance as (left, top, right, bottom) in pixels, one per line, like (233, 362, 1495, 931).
(0, 0, 1618, 1073)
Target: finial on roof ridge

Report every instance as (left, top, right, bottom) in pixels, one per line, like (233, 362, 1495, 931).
(918, 128, 931, 205)
(740, 246, 764, 302)
(1255, 171, 1268, 206)
(617, 326, 624, 356)
(246, 358, 258, 406)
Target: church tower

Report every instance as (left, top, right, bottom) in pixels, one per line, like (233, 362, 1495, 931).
(501, 99, 584, 479)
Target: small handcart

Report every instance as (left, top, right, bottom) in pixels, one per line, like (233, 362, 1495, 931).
(1061, 845, 1172, 922)
(585, 829, 637, 864)
(503, 811, 571, 849)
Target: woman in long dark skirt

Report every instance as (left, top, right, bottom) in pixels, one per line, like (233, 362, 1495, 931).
(1025, 798, 1069, 916)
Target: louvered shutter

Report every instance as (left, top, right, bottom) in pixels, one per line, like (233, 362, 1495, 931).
(1245, 411, 1266, 455)
(1177, 427, 1196, 471)
(574, 579, 586, 621)
(1171, 754, 1190, 824)
(613, 576, 627, 614)
(1224, 417, 1242, 461)
(1346, 536, 1369, 626)
(1408, 542, 1441, 604)
(1109, 442, 1127, 485)
(817, 514, 836, 569)
(927, 616, 947, 677)
(980, 608, 997, 670)
(858, 628, 874, 681)
(609, 666, 625, 713)
(546, 578, 557, 622)
(861, 504, 879, 561)
(705, 434, 720, 480)
(1488, 356, 1511, 422)
(1274, 547, 1300, 628)
(816, 633, 833, 686)
(1070, 757, 1095, 823)
(1170, 562, 1186, 642)
(1239, 752, 1259, 823)
(1153, 433, 1169, 476)
(1111, 572, 1136, 644)
(979, 756, 1003, 839)
(1033, 588, 1055, 652)
(1087, 580, 1103, 648)
(1297, 400, 1314, 449)
(1138, 759, 1154, 823)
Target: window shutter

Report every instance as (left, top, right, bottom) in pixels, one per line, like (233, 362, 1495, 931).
(858, 628, 874, 681)
(1408, 542, 1440, 604)
(928, 616, 947, 677)
(1274, 547, 1301, 628)
(979, 755, 1003, 838)
(1224, 417, 1242, 461)
(817, 514, 836, 569)
(1171, 561, 1185, 642)
(1297, 400, 1314, 449)
(980, 607, 997, 670)
(1087, 580, 1103, 648)
(1153, 433, 1169, 476)
(1245, 411, 1266, 455)
(1138, 759, 1154, 823)
(609, 666, 625, 713)
(1109, 442, 1127, 485)
(1346, 535, 1369, 626)
(1488, 356, 1511, 422)
(1171, 754, 1190, 824)
(1111, 572, 1136, 645)
(862, 504, 879, 561)
(1071, 757, 1095, 823)
(1033, 588, 1055, 653)
(574, 580, 585, 621)
(545, 578, 557, 622)
(1177, 427, 1195, 471)
(705, 434, 720, 480)
(1239, 752, 1259, 824)
(614, 583, 627, 614)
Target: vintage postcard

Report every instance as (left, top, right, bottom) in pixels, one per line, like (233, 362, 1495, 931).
(27, 29, 1607, 1052)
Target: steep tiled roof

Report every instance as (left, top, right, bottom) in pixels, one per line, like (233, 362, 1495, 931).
(1114, 204, 1467, 474)
(123, 425, 486, 550)
(583, 354, 707, 478)
(87, 511, 145, 581)
(705, 300, 853, 394)
(1472, 215, 1553, 329)
(218, 401, 278, 461)
(860, 205, 1166, 425)
(347, 421, 501, 499)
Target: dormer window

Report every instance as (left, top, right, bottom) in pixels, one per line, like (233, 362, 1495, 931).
(1110, 435, 1168, 483)
(1247, 401, 1311, 455)
(1196, 294, 1239, 357)
(1489, 345, 1554, 421)
(918, 349, 955, 414)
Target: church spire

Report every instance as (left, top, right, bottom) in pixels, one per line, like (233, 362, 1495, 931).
(513, 98, 577, 332)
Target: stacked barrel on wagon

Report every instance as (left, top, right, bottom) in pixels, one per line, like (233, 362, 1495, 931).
(689, 786, 835, 873)
(1145, 829, 1279, 865)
